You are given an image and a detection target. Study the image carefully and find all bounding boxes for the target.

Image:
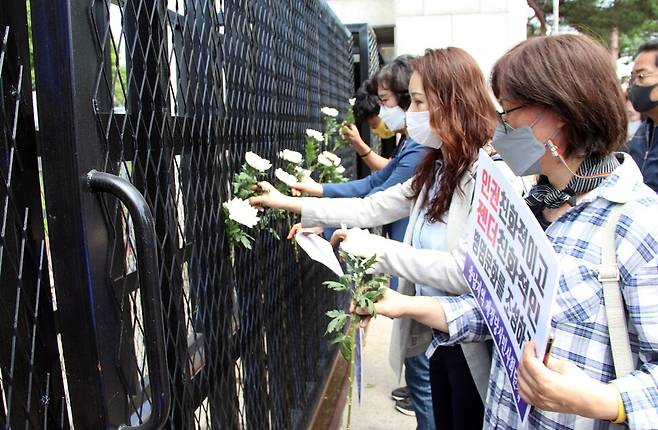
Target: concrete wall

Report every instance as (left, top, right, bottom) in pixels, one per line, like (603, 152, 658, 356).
(327, 0, 528, 79)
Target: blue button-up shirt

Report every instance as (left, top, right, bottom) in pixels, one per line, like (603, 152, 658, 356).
(411, 176, 447, 299)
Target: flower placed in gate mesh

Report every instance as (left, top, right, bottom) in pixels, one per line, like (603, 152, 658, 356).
(224, 197, 260, 228)
(305, 128, 324, 142)
(232, 151, 271, 200)
(305, 129, 323, 170)
(245, 151, 272, 172)
(349, 98, 355, 106)
(278, 149, 303, 165)
(317, 151, 341, 167)
(223, 197, 259, 251)
(274, 168, 298, 187)
(317, 151, 346, 184)
(322, 107, 340, 151)
(321, 106, 339, 117)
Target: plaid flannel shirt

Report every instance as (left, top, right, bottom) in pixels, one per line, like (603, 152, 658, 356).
(431, 154, 658, 429)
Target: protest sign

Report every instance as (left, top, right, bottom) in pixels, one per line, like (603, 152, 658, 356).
(463, 150, 559, 422)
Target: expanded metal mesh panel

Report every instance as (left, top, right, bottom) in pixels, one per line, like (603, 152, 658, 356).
(0, 16, 69, 430)
(366, 26, 379, 80)
(86, 0, 353, 428)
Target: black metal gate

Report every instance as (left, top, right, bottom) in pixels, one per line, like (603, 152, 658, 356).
(346, 23, 379, 178)
(1, 0, 354, 428)
(0, 1, 70, 428)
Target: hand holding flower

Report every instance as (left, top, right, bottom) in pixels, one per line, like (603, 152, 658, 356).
(291, 175, 323, 197)
(351, 287, 406, 327)
(249, 181, 303, 214)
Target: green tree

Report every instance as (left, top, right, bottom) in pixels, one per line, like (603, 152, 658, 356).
(109, 40, 127, 108)
(527, 0, 658, 58)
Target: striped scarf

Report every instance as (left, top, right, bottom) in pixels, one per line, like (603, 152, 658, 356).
(525, 154, 620, 212)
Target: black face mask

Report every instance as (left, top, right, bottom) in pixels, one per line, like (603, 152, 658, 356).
(629, 82, 658, 113)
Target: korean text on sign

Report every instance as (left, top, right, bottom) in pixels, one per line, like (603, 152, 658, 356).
(463, 150, 559, 423)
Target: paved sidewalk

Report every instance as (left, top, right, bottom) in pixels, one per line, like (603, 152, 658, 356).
(342, 315, 416, 430)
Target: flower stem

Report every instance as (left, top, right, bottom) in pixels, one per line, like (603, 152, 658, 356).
(345, 314, 358, 430)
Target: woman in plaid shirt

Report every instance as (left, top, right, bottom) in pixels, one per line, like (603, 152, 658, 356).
(358, 34, 658, 429)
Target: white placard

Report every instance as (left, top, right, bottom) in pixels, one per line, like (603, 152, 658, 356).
(463, 150, 559, 422)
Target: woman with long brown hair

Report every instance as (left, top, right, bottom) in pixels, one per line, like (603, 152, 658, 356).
(250, 47, 498, 429)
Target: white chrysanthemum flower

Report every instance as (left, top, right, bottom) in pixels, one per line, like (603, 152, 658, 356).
(278, 149, 303, 164)
(305, 128, 324, 141)
(339, 228, 379, 260)
(223, 197, 260, 228)
(336, 165, 346, 174)
(275, 168, 298, 187)
(321, 107, 339, 117)
(348, 98, 355, 106)
(317, 154, 333, 167)
(245, 151, 272, 172)
(318, 151, 341, 167)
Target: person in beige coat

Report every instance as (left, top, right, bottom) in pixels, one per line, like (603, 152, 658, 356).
(251, 48, 498, 430)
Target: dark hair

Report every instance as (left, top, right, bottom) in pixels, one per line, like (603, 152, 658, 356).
(411, 48, 498, 222)
(374, 55, 414, 110)
(352, 79, 380, 123)
(637, 39, 658, 66)
(491, 34, 627, 158)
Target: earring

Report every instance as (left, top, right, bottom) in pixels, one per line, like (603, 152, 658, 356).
(546, 139, 560, 158)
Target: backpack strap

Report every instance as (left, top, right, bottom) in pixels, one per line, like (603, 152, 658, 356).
(599, 204, 634, 377)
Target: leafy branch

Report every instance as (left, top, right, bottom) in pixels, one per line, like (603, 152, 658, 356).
(323, 252, 387, 430)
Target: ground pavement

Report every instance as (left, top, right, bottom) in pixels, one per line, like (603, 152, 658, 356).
(341, 314, 416, 429)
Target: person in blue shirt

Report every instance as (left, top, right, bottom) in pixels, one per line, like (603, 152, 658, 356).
(289, 56, 433, 427)
(627, 39, 658, 194)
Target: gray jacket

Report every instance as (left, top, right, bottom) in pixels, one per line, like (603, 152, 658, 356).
(301, 165, 491, 402)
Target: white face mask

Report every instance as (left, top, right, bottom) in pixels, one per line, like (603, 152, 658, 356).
(378, 105, 406, 132)
(405, 110, 443, 149)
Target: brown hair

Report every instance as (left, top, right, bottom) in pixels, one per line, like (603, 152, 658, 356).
(411, 48, 497, 222)
(491, 34, 627, 158)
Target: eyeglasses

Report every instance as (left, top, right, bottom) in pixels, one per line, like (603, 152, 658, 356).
(629, 71, 658, 85)
(496, 104, 526, 133)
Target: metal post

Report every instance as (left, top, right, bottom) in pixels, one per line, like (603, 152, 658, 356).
(30, 0, 112, 427)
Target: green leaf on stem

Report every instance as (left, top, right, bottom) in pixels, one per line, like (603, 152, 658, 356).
(339, 335, 354, 362)
(323, 280, 348, 291)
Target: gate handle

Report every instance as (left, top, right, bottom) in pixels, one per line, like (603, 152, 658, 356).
(87, 170, 170, 430)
